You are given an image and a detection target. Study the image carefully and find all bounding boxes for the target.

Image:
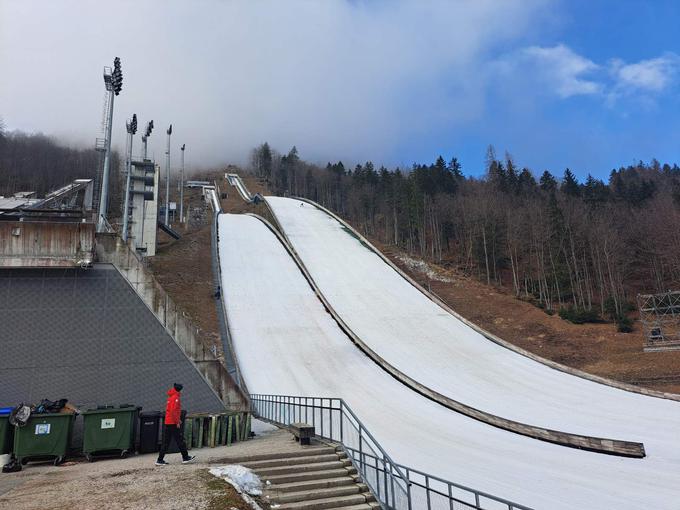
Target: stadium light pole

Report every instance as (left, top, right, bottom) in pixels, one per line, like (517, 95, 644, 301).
(141, 120, 153, 159)
(180, 144, 185, 224)
(165, 124, 172, 225)
(97, 56, 122, 232)
(122, 114, 137, 242)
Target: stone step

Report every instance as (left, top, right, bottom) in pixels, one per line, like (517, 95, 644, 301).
(255, 460, 351, 477)
(273, 476, 356, 493)
(218, 446, 337, 464)
(278, 493, 370, 510)
(244, 454, 340, 469)
(265, 467, 357, 485)
(335, 502, 381, 510)
(274, 485, 362, 504)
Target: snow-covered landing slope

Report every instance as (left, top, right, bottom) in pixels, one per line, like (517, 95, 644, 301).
(218, 213, 680, 510)
(265, 196, 680, 451)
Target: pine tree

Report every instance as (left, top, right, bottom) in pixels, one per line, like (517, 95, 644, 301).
(539, 170, 557, 192)
(261, 142, 272, 180)
(561, 168, 580, 196)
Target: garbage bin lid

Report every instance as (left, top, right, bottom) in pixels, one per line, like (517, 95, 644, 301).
(0, 407, 13, 416)
(140, 411, 161, 417)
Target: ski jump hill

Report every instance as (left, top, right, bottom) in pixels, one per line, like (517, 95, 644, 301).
(218, 176, 680, 509)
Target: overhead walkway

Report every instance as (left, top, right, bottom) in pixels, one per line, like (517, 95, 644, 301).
(217, 212, 680, 510)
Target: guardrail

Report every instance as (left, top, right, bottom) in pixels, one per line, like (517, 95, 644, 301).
(209, 198, 247, 392)
(250, 394, 533, 510)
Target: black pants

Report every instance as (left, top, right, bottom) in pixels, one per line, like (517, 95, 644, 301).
(158, 424, 189, 461)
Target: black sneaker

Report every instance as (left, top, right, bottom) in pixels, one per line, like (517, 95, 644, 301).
(155, 460, 169, 466)
(181, 455, 196, 464)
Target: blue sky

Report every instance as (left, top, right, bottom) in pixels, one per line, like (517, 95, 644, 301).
(0, 1, 678, 180)
(418, 0, 680, 179)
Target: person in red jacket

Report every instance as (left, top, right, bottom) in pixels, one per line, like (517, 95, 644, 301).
(156, 383, 195, 465)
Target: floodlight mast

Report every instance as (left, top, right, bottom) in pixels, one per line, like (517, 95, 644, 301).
(165, 124, 172, 225)
(180, 144, 186, 224)
(122, 113, 137, 242)
(142, 120, 154, 159)
(97, 56, 122, 232)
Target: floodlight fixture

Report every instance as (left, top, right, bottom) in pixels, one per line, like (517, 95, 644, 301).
(142, 119, 154, 159)
(112, 57, 123, 95)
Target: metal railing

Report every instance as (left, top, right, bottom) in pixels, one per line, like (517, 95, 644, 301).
(250, 394, 533, 510)
(251, 394, 410, 510)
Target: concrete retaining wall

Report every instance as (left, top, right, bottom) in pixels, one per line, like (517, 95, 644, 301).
(95, 233, 249, 411)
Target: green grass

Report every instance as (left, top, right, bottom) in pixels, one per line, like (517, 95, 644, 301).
(198, 470, 254, 510)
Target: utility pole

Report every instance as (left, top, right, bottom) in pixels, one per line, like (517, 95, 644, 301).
(97, 56, 122, 232)
(165, 124, 172, 225)
(141, 120, 153, 159)
(122, 114, 137, 242)
(180, 144, 185, 224)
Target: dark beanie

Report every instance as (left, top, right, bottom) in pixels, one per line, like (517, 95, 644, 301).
(174, 383, 183, 392)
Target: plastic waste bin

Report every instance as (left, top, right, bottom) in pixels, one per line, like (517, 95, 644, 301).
(13, 412, 75, 466)
(139, 411, 161, 454)
(0, 407, 12, 455)
(82, 406, 140, 461)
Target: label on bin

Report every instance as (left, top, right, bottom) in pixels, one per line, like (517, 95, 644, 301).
(35, 423, 51, 435)
(101, 418, 116, 429)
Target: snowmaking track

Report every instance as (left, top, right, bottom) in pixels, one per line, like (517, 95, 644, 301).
(218, 212, 680, 509)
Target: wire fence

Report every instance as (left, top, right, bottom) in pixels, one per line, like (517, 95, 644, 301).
(249, 394, 533, 510)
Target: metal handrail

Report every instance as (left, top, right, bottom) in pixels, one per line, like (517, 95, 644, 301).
(251, 394, 410, 510)
(249, 394, 533, 510)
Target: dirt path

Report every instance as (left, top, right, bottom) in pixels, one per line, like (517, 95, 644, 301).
(0, 421, 282, 510)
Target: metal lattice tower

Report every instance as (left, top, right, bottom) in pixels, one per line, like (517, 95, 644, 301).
(637, 291, 680, 351)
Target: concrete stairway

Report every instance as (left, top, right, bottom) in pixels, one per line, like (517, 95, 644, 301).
(241, 445, 378, 510)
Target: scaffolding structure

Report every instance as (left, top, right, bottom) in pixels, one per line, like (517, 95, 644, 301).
(637, 291, 680, 351)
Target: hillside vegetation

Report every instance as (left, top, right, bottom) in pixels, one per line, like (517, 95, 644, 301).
(251, 143, 680, 330)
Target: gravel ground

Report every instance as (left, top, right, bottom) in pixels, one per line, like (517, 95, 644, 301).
(0, 420, 281, 510)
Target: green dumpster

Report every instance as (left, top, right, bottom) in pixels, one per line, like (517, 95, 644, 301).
(0, 415, 10, 455)
(82, 406, 139, 461)
(14, 412, 75, 466)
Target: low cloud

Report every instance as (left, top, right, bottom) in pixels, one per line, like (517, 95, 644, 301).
(0, 0, 550, 168)
(521, 44, 602, 98)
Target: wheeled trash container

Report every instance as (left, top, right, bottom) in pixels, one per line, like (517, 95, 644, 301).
(139, 411, 161, 453)
(13, 412, 75, 466)
(82, 406, 140, 461)
(0, 407, 12, 455)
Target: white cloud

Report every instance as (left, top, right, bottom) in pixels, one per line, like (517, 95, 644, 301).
(610, 54, 680, 93)
(0, 0, 552, 168)
(519, 44, 602, 98)
(497, 44, 679, 108)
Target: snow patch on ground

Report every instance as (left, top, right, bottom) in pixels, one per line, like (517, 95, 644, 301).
(251, 419, 279, 436)
(209, 465, 263, 496)
(395, 254, 454, 282)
